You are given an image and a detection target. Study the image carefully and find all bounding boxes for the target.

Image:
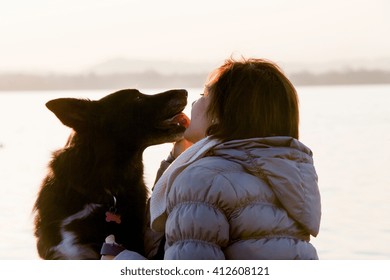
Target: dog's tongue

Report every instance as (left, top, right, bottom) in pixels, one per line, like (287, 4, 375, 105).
(170, 113, 190, 128)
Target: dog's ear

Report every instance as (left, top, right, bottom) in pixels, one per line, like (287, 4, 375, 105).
(46, 98, 91, 130)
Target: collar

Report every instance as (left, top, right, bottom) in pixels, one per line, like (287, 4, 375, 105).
(104, 189, 122, 224)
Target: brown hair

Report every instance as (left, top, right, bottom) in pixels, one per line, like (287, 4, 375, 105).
(205, 57, 299, 141)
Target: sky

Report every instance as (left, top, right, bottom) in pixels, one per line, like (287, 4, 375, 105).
(1, 0, 389, 73)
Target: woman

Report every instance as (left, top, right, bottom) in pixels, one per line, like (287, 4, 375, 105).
(117, 57, 321, 259)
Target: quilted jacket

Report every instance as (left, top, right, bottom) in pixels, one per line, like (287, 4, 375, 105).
(160, 137, 321, 259)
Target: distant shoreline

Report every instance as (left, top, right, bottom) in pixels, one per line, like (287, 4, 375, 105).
(0, 69, 389, 91)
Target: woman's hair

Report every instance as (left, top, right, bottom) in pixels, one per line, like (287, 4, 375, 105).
(205, 57, 299, 141)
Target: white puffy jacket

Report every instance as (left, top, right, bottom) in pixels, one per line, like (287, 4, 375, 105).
(160, 137, 321, 259)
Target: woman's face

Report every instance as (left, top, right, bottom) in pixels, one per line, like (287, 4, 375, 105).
(184, 91, 211, 143)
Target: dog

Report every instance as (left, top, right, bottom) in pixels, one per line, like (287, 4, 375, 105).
(33, 88, 188, 259)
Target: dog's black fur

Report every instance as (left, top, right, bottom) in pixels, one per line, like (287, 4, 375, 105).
(33, 89, 187, 259)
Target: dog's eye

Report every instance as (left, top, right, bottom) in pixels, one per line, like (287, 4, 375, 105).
(135, 96, 142, 102)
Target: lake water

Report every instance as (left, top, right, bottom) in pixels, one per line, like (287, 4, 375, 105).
(0, 85, 389, 260)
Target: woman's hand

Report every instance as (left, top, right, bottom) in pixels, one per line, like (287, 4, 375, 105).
(171, 113, 192, 159)
(171, 138, 193, 158)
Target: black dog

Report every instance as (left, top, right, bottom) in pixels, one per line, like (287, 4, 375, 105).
(33, 89, 188, 259)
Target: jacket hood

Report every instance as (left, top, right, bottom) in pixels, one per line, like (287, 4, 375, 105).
(211, 136, 321, 237)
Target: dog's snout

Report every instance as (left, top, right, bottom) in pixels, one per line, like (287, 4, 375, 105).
(174, 89, 188, 98)
(172, 89, 188, 102)
(155, 89, 188, 107)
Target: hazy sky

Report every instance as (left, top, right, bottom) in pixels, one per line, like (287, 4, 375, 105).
(1, 0, 389, 73)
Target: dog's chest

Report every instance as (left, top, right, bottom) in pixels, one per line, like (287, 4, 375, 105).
(51, 203, 103, 259)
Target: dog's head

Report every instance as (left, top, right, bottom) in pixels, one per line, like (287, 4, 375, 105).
(46, 89, 188, 149)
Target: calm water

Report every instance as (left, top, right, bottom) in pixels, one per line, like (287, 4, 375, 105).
(0, 85, 389, 259)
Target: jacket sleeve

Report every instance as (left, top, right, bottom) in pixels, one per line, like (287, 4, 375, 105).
(163, 166, 233, 259)
(144, 153, 175, 259)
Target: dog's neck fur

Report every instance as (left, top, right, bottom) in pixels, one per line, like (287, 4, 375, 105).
(51, 133, 146, 204)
